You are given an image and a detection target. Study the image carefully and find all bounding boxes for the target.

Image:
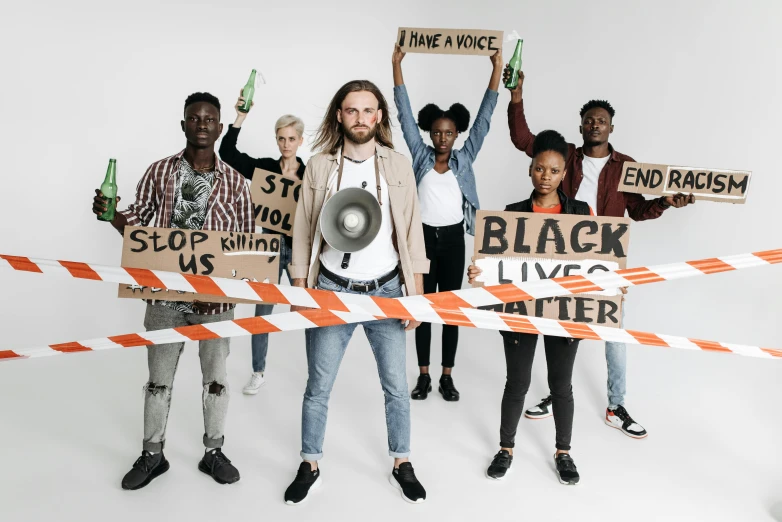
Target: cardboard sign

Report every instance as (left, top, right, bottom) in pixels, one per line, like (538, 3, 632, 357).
(250, 169, 301, 234)
(118, 226, 280, 304)
(473, 211, 631, 327)
(397, 27, 503, 56)
(619, 162, 751, 204)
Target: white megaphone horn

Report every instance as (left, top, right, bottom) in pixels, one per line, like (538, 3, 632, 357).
(319, 187, 382, 269)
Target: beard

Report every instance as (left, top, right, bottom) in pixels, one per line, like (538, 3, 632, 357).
(343, 123, 377, 145)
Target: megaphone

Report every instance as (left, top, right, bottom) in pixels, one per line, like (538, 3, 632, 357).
(320, 187, 382, 267)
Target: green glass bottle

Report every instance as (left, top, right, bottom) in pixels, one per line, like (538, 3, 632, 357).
(238, 69, 257, 113)
(505, 39, 524, 89)
(98, 159, 117, 222)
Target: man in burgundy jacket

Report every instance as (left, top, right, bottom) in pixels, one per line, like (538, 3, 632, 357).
(504, 68, 693, 439)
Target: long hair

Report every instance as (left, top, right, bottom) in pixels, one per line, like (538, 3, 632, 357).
(312, 80, 393, 155)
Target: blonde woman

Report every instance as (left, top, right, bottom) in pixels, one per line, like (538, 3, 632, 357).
(219, 93, 306, 394)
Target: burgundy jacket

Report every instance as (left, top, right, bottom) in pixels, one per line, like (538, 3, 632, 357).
(508, 100, 668, 220)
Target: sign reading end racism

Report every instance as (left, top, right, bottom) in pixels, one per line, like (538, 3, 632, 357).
(119, 226, 280, 304)
(473, 211, 631, 328)
(619, 162, 751, 204)
(250, 169, 301, 234)
(397, 27, 503, 56)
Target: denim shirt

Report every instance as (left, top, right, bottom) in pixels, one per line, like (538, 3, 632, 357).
(394, 84, 498, 235)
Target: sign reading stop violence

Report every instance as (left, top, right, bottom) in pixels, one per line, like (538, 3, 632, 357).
(250, 169, 302, 234)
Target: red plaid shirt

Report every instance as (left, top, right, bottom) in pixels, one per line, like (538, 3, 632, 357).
(120, 150, 254, 314)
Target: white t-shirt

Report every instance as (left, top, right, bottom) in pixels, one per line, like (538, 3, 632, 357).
(418, 169, 464, 226)
(575, 154, 610, 216)
(320, 157, 399, 280)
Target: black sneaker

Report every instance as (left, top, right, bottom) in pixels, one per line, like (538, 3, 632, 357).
(554, 453, 580, 485)
(389, 462, 426, 504)
(486, 450, 513, 480)
(284, 462, 321, 505)
(438, 375, 460, 402)
(121, 450, 170, 490)
(198, 448, 240, 484)
(605, 405, 648, 439)
(411, 373, 432, 400)
(524, 395, 553, 419)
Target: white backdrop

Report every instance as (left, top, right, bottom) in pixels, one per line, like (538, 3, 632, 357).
(1, 1, 781, 521)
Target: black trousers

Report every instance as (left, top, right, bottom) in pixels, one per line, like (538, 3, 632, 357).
(499, 332, 579, 451)
(415, 222, 465, 368)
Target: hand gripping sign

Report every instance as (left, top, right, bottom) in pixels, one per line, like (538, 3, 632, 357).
(1, 247, 780, 361)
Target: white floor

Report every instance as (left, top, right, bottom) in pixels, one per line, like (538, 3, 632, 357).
(1, 318, 781, 522)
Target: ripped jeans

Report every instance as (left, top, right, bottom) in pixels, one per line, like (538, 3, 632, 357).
(142, 303, 233, 453)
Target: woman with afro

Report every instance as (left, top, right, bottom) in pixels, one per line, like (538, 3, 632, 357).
(392, 44, 503, 402)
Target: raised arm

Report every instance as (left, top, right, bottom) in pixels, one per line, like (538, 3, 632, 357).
(504, 68, 535, 157)
(217, 90, 260, 180)
(460, 50, 503, 162)
(112, 163, 160, 235)
(392, 44, 427, 163)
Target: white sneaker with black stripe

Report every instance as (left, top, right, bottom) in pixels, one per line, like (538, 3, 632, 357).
(605, 405, 648, 438)
(524, 395, 553, 419)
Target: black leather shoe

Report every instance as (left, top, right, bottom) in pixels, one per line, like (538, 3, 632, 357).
(411, 374, 432, 400)
(121, 450, 170, 490)
(438, 375, 460, 402)
(199, 448, 240, 484)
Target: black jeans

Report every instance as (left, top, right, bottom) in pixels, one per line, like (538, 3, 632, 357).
(415, 222, 465, 368)
(499, 332, 579, 451)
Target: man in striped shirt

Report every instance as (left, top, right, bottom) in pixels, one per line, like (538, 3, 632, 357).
(93, 92, 253, 490)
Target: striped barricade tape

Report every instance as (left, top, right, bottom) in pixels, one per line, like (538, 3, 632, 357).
(1, 303, 779, 362)
(1, 248, 780, 313)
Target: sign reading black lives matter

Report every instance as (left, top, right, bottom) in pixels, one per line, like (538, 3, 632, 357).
(250, 169, 302, 234)
(619, 162, 751, 204)
(119, 226, 280, 304)
(473, 211, 631, 328)
(397, 27, 503, 56)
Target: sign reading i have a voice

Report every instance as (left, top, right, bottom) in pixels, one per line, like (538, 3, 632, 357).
(119, 226, 280, 304)
(250, 169, 301, 234)
(473, 211, 631, 327)
(620, 162, 751, 203)
(397, 27, 503, 56)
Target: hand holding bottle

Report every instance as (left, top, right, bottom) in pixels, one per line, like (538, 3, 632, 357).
(93, 189, 121, 218)
(233, 89, 254, 127)
(503, 67, 524, 103)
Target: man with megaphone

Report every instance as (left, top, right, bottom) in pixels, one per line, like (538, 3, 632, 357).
(284, 79, 430, 505)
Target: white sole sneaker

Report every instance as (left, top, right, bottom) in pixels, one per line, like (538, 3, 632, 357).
(388, 473, 426, 504)
(285, 476, 321, 506)
(604, 417, 648, 439)
(524, 410, 553, 420)
(242, 386, 263, 395)
(486, 466, 512, 480)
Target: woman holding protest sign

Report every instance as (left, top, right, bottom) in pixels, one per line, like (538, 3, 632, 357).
(468, 130, 593, 486)
(392, 43, 502, 402)
(219, 89, 306, 395)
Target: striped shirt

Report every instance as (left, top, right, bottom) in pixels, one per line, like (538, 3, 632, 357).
(119, 149, 254, 315)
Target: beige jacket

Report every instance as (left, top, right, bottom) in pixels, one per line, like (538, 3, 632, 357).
(290, 144, 429, 295)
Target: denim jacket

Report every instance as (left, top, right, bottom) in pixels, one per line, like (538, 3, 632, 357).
(393, 84, 498, 235)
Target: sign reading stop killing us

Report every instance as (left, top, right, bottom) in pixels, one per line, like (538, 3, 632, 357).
(619, 162, 751, 204)
(250, 169, 302, 234)
(118, 226, 280, 304)
(396, 27, 503, 56)
(473, 211, 631, 328)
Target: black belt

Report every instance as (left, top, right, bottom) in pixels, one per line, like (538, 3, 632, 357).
(319, 265, 399, 293)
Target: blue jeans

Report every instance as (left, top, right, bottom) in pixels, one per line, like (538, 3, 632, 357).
(606, 304, 627, 408)
(300, 272, 409, 461)
(251, 234, 291, 373)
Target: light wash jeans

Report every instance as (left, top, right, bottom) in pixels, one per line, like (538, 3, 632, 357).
(142, 303, 234, 452)
(300, 272, 410, 461)
(251, 234, 291, 373)
(606, 304, 627, 408)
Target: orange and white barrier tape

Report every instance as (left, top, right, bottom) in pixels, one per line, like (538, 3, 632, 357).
(2, 248, 781, 314)
(1, 303, 779, 362)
